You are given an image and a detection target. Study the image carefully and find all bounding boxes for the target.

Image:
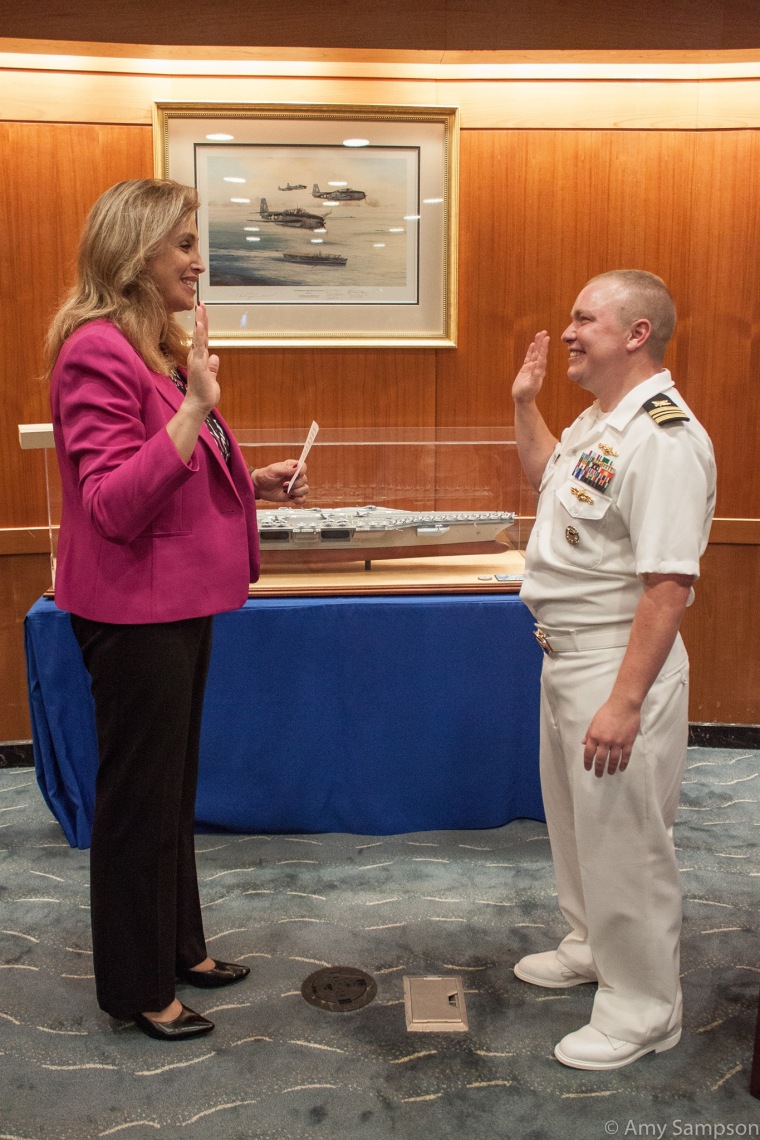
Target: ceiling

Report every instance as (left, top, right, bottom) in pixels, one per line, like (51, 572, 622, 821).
(2, 0, 759, 55)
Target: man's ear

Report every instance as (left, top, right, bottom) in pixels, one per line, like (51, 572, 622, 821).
(626, 318, 652, 352)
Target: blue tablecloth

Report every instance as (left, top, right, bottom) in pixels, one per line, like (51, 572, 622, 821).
(24, 594, 544, 848)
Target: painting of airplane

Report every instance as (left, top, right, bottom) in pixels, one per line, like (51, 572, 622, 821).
(278, 182, 307, 191)
(258, 198, 327, 230)
(312, 183, 366, 202)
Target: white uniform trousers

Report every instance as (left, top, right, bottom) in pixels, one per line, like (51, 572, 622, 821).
(539, 634, 689, 1043)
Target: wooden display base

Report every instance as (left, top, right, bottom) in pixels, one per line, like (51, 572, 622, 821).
(42, 550, 525, 601)
(249, 549, 526, 597)
(259, 537, 512, 566)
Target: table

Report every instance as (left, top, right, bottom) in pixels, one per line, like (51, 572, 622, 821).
(24, 594, 544, 849)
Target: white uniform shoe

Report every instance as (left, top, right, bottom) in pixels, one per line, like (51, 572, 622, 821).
(514, 950, 597, 989)
(554, 1024, 682, 1070)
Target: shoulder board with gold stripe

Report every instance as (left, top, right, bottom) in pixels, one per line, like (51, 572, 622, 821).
(642, 393, 690, 427)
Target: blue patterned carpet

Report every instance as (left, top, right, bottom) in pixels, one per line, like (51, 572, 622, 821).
(1, 748, 758, 1140)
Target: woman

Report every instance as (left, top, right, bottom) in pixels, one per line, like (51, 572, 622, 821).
(48, 179, 308, 1041)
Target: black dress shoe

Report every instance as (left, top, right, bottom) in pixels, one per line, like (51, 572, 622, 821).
(176, 959, 251, 989)
(133, 1004, 214, 1041)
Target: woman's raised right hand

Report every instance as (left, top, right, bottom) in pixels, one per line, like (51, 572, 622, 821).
(184, 303, 220, 415)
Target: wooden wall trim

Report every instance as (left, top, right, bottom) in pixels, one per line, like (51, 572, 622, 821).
(1, 521, 758, 558)
(4, 41, 760, 74)
(508, 519, 760, 547)
(0, 528, 54, 556)
(1, 61, 759, 130)
(708, 519, 760, 544)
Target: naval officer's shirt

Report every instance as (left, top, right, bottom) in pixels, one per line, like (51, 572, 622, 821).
(519, 369, 716, 632)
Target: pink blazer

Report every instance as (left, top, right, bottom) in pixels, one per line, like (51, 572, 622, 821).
(50, 320, 260, 624)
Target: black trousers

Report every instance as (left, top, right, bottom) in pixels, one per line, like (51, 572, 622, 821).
(71, 614, 213, 1018)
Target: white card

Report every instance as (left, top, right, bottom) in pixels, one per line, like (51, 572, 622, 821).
(286, 420, 319, 493)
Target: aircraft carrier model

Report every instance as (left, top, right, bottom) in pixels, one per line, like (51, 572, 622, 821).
(258, 504, 516, 564)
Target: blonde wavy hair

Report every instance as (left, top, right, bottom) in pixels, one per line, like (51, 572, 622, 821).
(46, 179, 200, 377)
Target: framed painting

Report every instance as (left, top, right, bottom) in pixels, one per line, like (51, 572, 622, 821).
(153, 102, 459, 347)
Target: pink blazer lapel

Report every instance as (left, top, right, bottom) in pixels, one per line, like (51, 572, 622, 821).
(153, 372, 238, 491)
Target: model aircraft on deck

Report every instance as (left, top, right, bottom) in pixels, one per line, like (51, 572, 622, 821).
(257, 505, 516, 564)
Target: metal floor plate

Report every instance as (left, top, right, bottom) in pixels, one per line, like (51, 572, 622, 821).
(301, 966, 377, 1012)
(403, 975, 468, 1032)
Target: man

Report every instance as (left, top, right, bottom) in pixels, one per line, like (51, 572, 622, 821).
(512, 270, 716, 1070)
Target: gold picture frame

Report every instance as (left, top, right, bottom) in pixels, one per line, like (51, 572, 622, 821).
(153, 101, 459, 348)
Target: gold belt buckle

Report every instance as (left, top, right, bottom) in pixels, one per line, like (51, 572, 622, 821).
(534, 627, 554, 655)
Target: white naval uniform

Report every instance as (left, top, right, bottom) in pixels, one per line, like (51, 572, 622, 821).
(520, 369, 716, 1044)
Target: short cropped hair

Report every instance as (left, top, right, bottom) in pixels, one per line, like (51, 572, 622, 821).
(588, 269, 676, 360)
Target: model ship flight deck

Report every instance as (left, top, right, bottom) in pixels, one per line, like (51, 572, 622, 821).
(257, 504, 516, 565)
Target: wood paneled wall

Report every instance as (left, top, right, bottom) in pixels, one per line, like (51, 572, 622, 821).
(2, 64, 759, 739)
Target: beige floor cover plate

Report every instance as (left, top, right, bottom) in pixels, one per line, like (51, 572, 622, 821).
(403, 975, 468, 1032)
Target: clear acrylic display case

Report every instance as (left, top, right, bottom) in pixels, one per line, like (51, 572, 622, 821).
(236, 426, 536, 548)
(18, 424, 59, 586)
(20, 424, 537, 593)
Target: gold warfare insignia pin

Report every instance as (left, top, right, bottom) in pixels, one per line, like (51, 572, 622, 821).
(571, 486, 594, 505)
(565, 526, 580, 545)
(598, 443, 618, 457)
